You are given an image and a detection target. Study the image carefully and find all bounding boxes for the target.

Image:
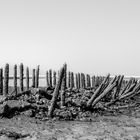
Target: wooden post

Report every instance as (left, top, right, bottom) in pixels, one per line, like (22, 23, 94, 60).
(64, 63, 67, 88)
(35, 65, 40, 88)
(26, 67, 29, 90)
(32, 69, 35, 88)
(19, 63, 24, 92)
(92, 76, 95, 88)
(86, 74, 91, 88)
(49, 69, 52, 87)
(70, 72, 74, 89)
(61, 63, 67, 107)
(78, 73, 81, 89)
(4, 63, 9, 96)
(13, 65, 17, 95)
(75, 73, 79, 89)
(68, 71, 71, 88)
(81, 73, 85, 89)
(53, 71, 56, 87)
(0, 68, 3, 95)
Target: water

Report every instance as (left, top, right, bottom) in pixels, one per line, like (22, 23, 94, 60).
(9, 77, 47, 87)
(8, 76, 140, 87)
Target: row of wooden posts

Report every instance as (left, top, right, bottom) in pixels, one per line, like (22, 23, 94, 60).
(0, 63, 102, 95)
(0, 63, 127, 96)
(0, 63, 139, 117)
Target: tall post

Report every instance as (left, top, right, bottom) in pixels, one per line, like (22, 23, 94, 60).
(61, 63, 67, 106)
(13, 65, 17, 95)
(53, 71, 56, 87)
(35, 65, 40, 88)
(32, 69, 35, 88)
(4, 63, 9, 96)
(19, 63, 24, 92)
(78, 73, 81, 89)
(75, 73, 79, 89)
(68, 71, 71, 88)
(70, 72, 74, 89)
(86, 74, 91, 88)
(81, 73, 85, 89)
(0, 68, 3, 95)
(49, 69, 52, 87)
(26, 67, 29, 90)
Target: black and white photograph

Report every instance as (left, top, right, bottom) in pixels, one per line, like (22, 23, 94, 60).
(0, 0, 140, 139)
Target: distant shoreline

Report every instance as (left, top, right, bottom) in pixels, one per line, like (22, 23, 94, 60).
(7, 75, 140, 80)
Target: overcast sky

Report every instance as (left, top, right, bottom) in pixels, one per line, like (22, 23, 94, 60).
(0, 0, 140, 76)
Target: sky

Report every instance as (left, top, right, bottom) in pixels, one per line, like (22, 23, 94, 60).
(0, 0, 140, 76)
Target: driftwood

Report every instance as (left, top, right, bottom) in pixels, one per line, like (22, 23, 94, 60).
(106, 79, 140, 107)
(87, 74, 110, 107)
(112, 75, 124, 99)
(92, 81, 117, 108)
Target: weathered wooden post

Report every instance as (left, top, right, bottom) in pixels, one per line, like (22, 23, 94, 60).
(78, 73, 81, 89)
(70, 72, 74, 89)
(26, 67, 29, 90)
(19, 63, 24, 92)
(0, 68, 3, 95)
(68, 71, 71, 88)
(13, 65, 17, 95)
(61, 64, 67, 107)
(32, 69, 35, 88)
(64, 63, 67, 88)
(61, 63, 67, 107)
(49, 69, 52, 87)
(75, 73, 79, 89)
(92, 76, 95, 88)
(81, 73, 85, 89)
(35, 65, 40, 88)
(86, 74, 91, 88)
(53, 71, 56, 87)
(4, 63, 9, 96)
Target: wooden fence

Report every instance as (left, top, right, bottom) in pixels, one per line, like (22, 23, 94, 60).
(0, 63, 132, 96)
